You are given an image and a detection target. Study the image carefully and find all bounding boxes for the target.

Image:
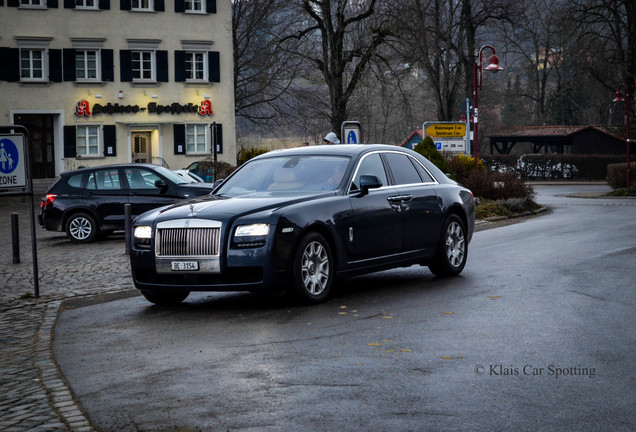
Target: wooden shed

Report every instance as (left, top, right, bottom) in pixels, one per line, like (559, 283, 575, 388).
(489, 125, 628, 155)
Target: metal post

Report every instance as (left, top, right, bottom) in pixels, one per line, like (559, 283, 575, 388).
(11, 212, 20, 264)
(124, 203, 131, 255)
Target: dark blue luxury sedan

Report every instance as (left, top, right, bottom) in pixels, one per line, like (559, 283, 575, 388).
(130, 145, 475, 305)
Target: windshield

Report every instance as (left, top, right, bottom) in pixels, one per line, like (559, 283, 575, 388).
(154, 166, 190, 185)
(216, 155, 350, 198)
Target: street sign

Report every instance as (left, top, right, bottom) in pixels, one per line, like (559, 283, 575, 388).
(424, 122, 466, 138)
(341, 121, 362, 144)
(0, 134, 27, 188)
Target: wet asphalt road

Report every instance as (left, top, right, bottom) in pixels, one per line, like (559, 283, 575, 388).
(53, 185, 636, 432)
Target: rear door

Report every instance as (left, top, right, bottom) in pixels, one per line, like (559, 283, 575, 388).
(382, 152, 442, 256)
(84, 168, 128, 229)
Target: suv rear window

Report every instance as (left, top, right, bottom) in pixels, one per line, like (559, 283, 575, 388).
(67, 173, 84, 188)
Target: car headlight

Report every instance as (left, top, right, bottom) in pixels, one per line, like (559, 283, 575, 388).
(235, 224, 270, 237)
(134, 226, 153, 239)
(133, 225, 152, 249)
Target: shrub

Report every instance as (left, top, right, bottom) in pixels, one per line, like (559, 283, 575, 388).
(607, 162, 635, 189)
(238, 146, 269, 166)
(414, 137, 449, 173)
(448, 154, 485, 184)
(461, 169, 535, 201)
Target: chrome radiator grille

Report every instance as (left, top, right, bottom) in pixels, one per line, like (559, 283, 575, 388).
(155, 219, 222, 257)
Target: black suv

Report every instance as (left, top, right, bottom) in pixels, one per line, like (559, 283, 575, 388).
(39, 164, 216, 243)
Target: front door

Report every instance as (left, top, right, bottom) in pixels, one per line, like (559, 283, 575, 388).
(13, 114, 56, 179)
(132, 132, 151, 163)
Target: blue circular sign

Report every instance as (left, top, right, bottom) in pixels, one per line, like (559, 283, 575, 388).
(0, 138, 19, 175)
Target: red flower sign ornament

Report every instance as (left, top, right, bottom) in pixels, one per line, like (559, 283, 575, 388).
(75, 100, 92, 117)
(199, 99, 213, 116)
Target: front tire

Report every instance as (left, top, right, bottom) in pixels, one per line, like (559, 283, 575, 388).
(428, 214, 467, 277)
(65, 212, 97, 243)
(291, 232, 334, 304)
(141, 289, 190, 305)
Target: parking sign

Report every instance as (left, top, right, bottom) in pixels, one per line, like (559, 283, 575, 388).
(0, 134, 27, 188)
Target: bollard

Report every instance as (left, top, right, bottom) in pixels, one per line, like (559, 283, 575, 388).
(11, 212, 20, 264)
(124, 203, 131, 255)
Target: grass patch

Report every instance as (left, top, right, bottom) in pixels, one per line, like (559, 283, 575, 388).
(607, 187, 636, 197)
(476, 198, 541, 219)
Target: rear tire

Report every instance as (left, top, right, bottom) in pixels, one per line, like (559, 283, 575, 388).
(428, 214, 467, 277)
(65, 212, 97, 243)
(291, 232, 334, 304)
(141, 289, 190, 305)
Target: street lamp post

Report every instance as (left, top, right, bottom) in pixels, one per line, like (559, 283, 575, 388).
(473, 45, 503, 168)
(613, 84, 631, 188)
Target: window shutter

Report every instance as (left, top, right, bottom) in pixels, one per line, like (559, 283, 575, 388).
(49, 49, 63, 82)
(48, 0, 59, 7)
(120, 0, 131, 10)
(206, 0, 216, 13)
(0, 48, 20, 82)
(174, 51, 186, 82)
(7, 0, 19, 6)
(173, 124, 186, 155)
(99, 0, 110, 9)
(64, 126, 77, 158)
(63, 49, 76, 82)
(157, 50, 169, 82)
(64, 0, 74, 8)
(101, 49, 114, 82)
(208, 51, 220, 82)
(103, 125, 116, 157)
(120, 50, 132, 82)
(154, 0, 164, 11)
(174, 0, 184, 12)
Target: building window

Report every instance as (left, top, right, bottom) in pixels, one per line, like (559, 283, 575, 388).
(185, 0, 203, 12)
(20, 49, 46, 81)
(76, 126, 101, 157)
(132, 51, 155, 81)
(75, 0, 98, 8)
(185, 52, 207, 81)
(186, 124, 207, 154)
(75, 50, 100, 81)
(132, 0, 153, 11)
(20, 0, 45, 6)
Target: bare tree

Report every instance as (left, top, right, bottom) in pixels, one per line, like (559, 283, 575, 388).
(232, 0, 303, 129)
(281, 0, 394, 135)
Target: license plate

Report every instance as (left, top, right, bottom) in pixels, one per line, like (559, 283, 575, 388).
(171, 261, 199, 271)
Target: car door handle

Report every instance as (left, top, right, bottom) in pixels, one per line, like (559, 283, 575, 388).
(387, 195, 412, 203)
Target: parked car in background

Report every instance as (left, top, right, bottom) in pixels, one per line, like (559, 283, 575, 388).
(516, 154, 579, 180)
(185, 160, 214, 182)
(130, 144, 475, 306)
(39, 164, 216, 243)
(173, 169, 204, 183)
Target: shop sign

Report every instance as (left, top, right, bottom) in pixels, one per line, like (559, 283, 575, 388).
(74, 99, 214, 117)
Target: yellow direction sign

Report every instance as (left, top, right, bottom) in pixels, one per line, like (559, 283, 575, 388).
(424, 123, 466, 138)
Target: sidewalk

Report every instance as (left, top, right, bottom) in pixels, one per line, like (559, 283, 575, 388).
(0, 195, 133, 432)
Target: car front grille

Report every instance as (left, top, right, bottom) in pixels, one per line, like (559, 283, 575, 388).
(155, 220, 222, 257)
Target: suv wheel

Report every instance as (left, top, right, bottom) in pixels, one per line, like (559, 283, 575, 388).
(66, 213, 97, 243)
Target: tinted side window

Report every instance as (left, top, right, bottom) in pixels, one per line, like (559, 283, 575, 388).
(67, 173, 83, 188)
(413, 160, 435, 183)
(125, 168, 161, 190)
(351, 153, 388, 191)
(384, 153, 422, 185)
(86, 169, 122, 190)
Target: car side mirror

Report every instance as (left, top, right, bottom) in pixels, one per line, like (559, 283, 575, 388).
(357, 175, 382, 197)
(154, 179, 168, 191)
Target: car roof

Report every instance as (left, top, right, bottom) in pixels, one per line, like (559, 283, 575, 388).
(257, 144, 406, 158)
(60, 163, 162, 176)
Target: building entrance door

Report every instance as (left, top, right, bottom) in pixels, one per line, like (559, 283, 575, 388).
(13, 114, 56, 179)
(132, 132, 151, 163)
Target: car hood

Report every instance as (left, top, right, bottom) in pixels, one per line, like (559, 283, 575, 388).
(140, 192, 336, 224)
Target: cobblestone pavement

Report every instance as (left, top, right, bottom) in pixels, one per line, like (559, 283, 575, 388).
(0, 195, 133, 432)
